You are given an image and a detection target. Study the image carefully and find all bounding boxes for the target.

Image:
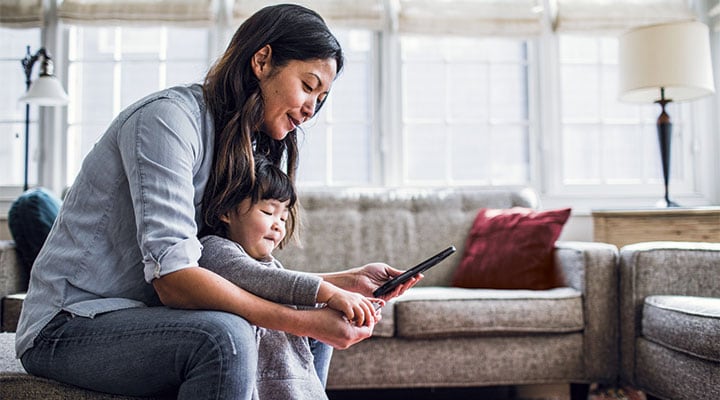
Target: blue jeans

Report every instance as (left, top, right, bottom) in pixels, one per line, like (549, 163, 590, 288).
(310, 337, 333, 387)
(21, 307, 332, 399)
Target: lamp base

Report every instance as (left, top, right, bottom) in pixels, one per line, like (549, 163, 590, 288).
(656, 198, 680, 208)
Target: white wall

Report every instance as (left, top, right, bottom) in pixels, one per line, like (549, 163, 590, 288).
(559, 214, 594, 242)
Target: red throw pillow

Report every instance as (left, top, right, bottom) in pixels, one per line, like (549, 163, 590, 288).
(452, 207, 571, 290)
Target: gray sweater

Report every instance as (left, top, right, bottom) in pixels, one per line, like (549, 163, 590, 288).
(199, 235, 322, 306)
(199, 235, 328, 400)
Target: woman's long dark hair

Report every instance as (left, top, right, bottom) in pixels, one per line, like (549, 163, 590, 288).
(201, 4, 344, 236)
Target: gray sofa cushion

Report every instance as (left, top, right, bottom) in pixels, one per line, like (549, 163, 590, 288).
(0, 332, 24, 373)
(642, 295, 720, 362)
(372, 301, 394, 338)
(394, 287, 583, 338)
(2, 292, 25, 332)
(635, 339, 720, 400)
(0, 241, 27, 298)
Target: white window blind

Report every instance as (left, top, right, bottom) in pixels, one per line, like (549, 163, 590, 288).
(0, 0, 43, 28)
(64, 24, 211, 186)
(397, 0, 545, 37)
(232, 0, 386, 30)
(554, 0, 696, 33)
(400, 35, 531, 186)
(57, 0, 216, 26)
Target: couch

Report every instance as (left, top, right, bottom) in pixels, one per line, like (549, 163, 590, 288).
(619, 241, 720, 400)
(0, 188, 620, 399)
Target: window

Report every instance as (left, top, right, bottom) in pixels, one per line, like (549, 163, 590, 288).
(555, 35, 695, 198)
(0, 27, 42, 187)
(1, 1, 716, 214)
(64, 25, 377, 189)
(65, 25, 210, 186)
(400, 35, 530, 186)
(296, 29, 377, 187)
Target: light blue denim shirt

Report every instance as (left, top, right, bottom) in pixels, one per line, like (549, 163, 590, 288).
(16, 84, 215, 357)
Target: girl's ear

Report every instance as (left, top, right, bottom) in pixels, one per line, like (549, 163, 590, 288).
(219, 212, 231, 224)
(251, 44, 272, 79)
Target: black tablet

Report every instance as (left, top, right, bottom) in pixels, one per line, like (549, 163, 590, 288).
(373, 246, 456, 297)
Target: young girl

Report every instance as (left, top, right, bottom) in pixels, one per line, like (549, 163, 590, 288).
(199, 155, 382, 399)
(17, 5, 417, 398)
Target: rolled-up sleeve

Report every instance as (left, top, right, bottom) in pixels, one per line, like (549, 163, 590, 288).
(117, 96, 204, 282)
(143, 236, 203, 282)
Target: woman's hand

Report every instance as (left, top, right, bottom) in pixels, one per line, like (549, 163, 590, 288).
(358, 262, 422, 300)
(299, 307, 379, 349)
(322, 263, 423, 301)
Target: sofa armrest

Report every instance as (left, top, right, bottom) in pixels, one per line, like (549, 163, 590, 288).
(0, 241, 28, 333)
(618, 241, 720, 383)
(0, 241, 27, 299)
(555, 240, 619, 382)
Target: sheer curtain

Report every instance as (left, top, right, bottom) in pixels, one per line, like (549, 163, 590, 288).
(397, 0, 545, 37)
(0, 0, 44, 27)
(553, 0, 696, 33)
(232, 0, 386, 29)
(1, 0, 698, 34)
(56, 0, 216, 26)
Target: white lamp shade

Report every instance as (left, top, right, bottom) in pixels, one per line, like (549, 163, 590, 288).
(618, 20, 715, 103)
(19, 75, 70, 106)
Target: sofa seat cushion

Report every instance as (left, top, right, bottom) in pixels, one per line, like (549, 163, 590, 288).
(371, 300, 395, 338)
(642, 295, 720, 362)
(0, 332, 24, 373)
(2, 293, 25, 332)
(394, 287, 583, 339)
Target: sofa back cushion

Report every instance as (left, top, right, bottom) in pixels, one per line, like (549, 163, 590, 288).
(276, 188, 537, 287)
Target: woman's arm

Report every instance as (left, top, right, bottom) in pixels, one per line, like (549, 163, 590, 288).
(153, 266, 374, 349)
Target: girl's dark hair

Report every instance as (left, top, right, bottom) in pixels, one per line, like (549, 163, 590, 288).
(208, 155, 298, 248)
(201, 4, 343, 235)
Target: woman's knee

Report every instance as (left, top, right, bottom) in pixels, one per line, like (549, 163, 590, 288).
(178, 312, 258, 399)
(189, 311, 258, 372)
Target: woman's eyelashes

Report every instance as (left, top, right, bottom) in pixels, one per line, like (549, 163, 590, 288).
(303, 81, 314, 93)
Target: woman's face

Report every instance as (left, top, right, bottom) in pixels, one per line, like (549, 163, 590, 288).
(252, 46, 337, 141)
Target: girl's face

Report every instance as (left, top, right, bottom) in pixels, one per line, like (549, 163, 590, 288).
(221, 198, 290, 261)
(252, 46, 337, 140)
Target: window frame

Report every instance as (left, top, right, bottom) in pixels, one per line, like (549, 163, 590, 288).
(537, 31, 718, 211)
(2, 4, 719, 217)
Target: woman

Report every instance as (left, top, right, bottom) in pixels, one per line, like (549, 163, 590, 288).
(16, 4, 417, 399)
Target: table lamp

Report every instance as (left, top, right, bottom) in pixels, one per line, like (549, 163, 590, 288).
(18, 46, 69, 191)
(618, 20, 715, 207)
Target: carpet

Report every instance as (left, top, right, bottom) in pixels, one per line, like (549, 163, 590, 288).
(589, 384, 646, 400)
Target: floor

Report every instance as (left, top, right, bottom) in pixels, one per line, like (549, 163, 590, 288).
(328, 384, 647, 400)
(327, 384, 568, 400)
(328, 386, 516, 400)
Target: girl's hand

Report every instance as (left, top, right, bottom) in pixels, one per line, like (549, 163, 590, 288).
(318, 282, 384, 327)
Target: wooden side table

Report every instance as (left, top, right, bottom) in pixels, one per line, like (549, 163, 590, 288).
(592, 207, 720, 248)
